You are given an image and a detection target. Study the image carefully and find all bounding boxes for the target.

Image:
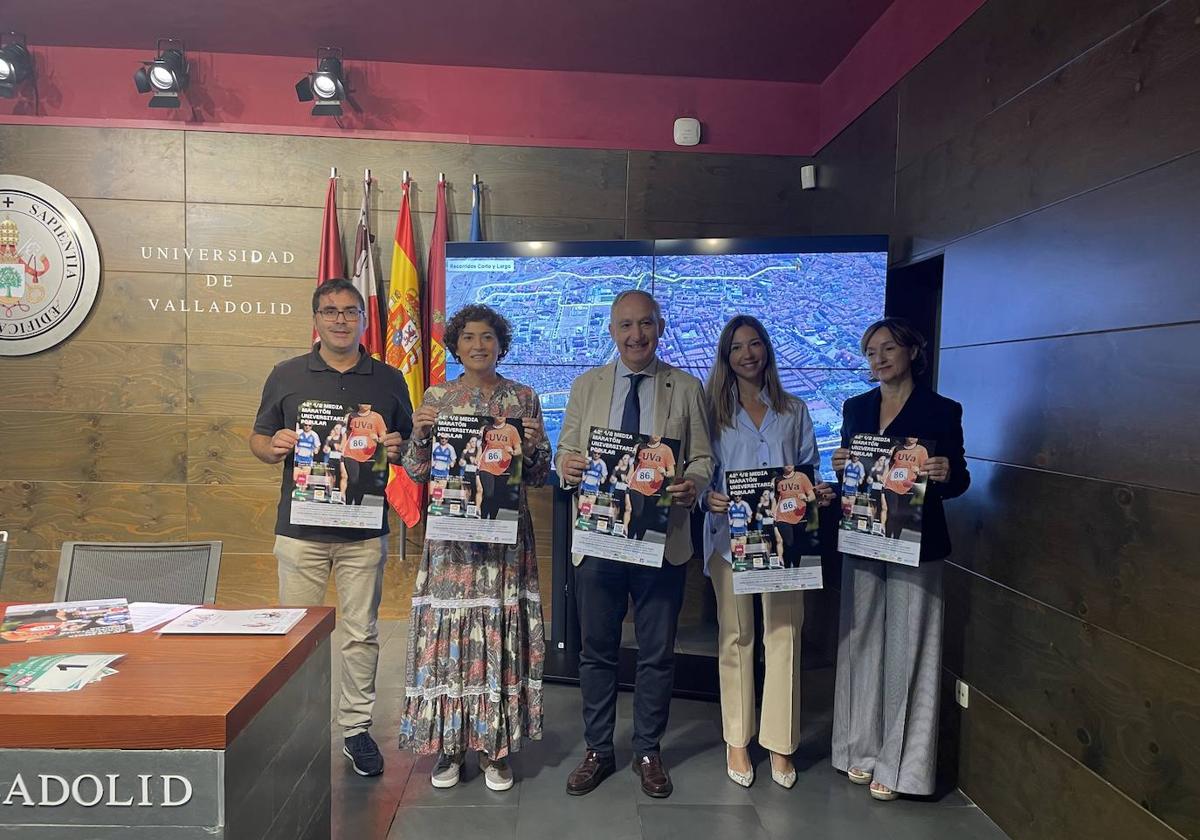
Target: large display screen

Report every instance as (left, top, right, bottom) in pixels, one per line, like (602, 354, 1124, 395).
(445, 237, 887, 473)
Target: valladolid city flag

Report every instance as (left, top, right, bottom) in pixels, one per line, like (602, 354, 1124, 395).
(315, 173, 345, 344)
(384, 179, 423, 527)
(351, 172, 384, 360)
(424, 178, 449, 387)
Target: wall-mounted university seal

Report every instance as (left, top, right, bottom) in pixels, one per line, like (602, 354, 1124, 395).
(0, 175, 101, 356)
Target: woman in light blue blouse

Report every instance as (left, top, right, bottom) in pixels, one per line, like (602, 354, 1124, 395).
(703, 315, 834, 789)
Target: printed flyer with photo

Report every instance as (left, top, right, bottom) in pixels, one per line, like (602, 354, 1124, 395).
(572, 427, 681, 567)
(425, 414, 525, 545)
(727, 465, 823, 594)
(289, 399, 390, 529)
(838, 434, 935, 566)
(0, 599, 132, 644)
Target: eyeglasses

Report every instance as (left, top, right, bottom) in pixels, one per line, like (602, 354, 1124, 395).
(315, 307, 363, 322)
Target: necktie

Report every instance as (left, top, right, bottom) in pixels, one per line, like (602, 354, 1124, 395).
(621, 373, 646, 434)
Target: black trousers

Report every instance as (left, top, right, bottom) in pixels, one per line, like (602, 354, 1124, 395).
(575, 556, 686, 757)
(883, 489, 913, 539)
(343, 458, 365, 505)
(775, 521, 799, 567)
(479, 471, 500, 519)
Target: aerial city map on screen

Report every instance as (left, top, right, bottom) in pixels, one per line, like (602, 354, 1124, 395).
(445, 243, 887, 474)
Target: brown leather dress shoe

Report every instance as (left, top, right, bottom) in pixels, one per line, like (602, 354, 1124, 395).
(566, 749, 616, 796)
(632, 754, 673, 798)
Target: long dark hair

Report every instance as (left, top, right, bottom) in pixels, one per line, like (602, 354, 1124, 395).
(705, 315, 792, 430)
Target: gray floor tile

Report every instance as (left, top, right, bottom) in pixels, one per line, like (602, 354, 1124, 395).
(320, 615, 1011, 839)
(387, 805, 517, 840)
(516, 785, 643, 840)
(638, 804, 772, 840)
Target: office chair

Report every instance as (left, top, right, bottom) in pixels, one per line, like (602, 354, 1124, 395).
(55, 541, 222, 604)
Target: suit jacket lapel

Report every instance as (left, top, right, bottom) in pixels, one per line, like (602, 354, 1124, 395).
(654, 363, 672, 434)
(591, 362, 618, 434)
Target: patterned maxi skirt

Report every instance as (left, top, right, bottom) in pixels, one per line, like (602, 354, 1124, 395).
(397, 512, 545, 758)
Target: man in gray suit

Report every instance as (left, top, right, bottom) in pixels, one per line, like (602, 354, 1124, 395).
(556, 289, 714, 799)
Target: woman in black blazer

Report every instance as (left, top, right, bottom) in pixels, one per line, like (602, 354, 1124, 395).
(829, 317, 969, 801)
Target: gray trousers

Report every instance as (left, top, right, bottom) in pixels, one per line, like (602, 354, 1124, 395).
(831, 554, 943, 795)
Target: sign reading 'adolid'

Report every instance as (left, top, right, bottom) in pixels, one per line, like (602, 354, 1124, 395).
(0, 175, 101, 356)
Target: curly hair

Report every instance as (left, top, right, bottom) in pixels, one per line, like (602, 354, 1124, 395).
(444, 304, 512, 363)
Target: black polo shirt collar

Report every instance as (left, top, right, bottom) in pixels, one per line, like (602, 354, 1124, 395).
(307, 343, 376, 375)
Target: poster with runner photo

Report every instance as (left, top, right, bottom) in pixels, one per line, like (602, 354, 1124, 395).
(572, 427, 681, 567)
(838, 434, 935, 566)
(727, 465, 823, 594)
(425, 414, 525, 545)
(289, 399, 390, 529)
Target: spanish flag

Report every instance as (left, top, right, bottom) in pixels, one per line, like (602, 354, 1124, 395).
(384, 179, 423, 527)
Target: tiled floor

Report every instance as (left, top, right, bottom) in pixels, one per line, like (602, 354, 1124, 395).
(328, 622, 1008, 840)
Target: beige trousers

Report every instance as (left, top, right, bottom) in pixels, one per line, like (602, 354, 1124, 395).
(274, 535, 387, 738)
(710, 554, 804, 754)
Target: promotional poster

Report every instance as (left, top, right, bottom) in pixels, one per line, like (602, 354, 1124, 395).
(0, 599, 132, 644)
(572, 427, 681, 567)
(425, 414, 525, 545)
(289, 399, 390, 529)
(727, 465, 823, 594)
(838, 434, 935, 566)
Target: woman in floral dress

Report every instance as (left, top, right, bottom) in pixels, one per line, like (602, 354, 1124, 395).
(398, 303, 549, 792)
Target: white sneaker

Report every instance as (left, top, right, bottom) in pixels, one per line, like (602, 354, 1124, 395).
(479, 753, 514, 791)
(431, 754, 463, 789)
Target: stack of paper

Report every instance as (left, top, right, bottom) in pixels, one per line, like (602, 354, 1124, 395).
(159, 608, 306, 635)
(0, 599, 132, 643)
(1, 653, 124, 692)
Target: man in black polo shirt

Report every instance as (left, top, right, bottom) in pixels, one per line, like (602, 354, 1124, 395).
(250, 278, 413, 777)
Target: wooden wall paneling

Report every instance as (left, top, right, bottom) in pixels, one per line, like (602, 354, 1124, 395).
(184, 132, 475, 207)
(73, 198, 187, 273)
(187, 344, 302, 416)
(483, 214, 627, 242)
(186, 416, 281, 486)
(941, 148, 1200, 347)
(0, 481, 187, 551)
(938, 323, 1200, 492)
(185, 203, 329, 279)
(212, 551, 419, 621)
(943, 564, 1200, 837)
(184, 133, 628, 221)
(0, 550, 58, 603)
(626, 150, 808, 227)
(956, 682, 1181, 840)
(624, 218, 815, 240)
(0, 412, 187, 484)
(213, 552, 332, 610)
(896, 0, 1200, 259)
(186, 485, 282, 553)
(186, 274, 316, 348)
(464, 145, 628, 220)
(810, 90, 899, 239)
(72, 272, 187, 344)
(0, 341, 186, 413)
(897, 0, 1160, 169)
(0, 125, 185, 201)
(949, 459, 1200, 670)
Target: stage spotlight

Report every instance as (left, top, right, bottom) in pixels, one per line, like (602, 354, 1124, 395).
(296, 47, 346, 117)
(134, 38, 189, 108)
(0, 33, 34, 98)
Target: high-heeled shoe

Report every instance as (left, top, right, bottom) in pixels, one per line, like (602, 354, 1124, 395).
(726, 746, 754, 788)
(769, 755, 796, 789)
